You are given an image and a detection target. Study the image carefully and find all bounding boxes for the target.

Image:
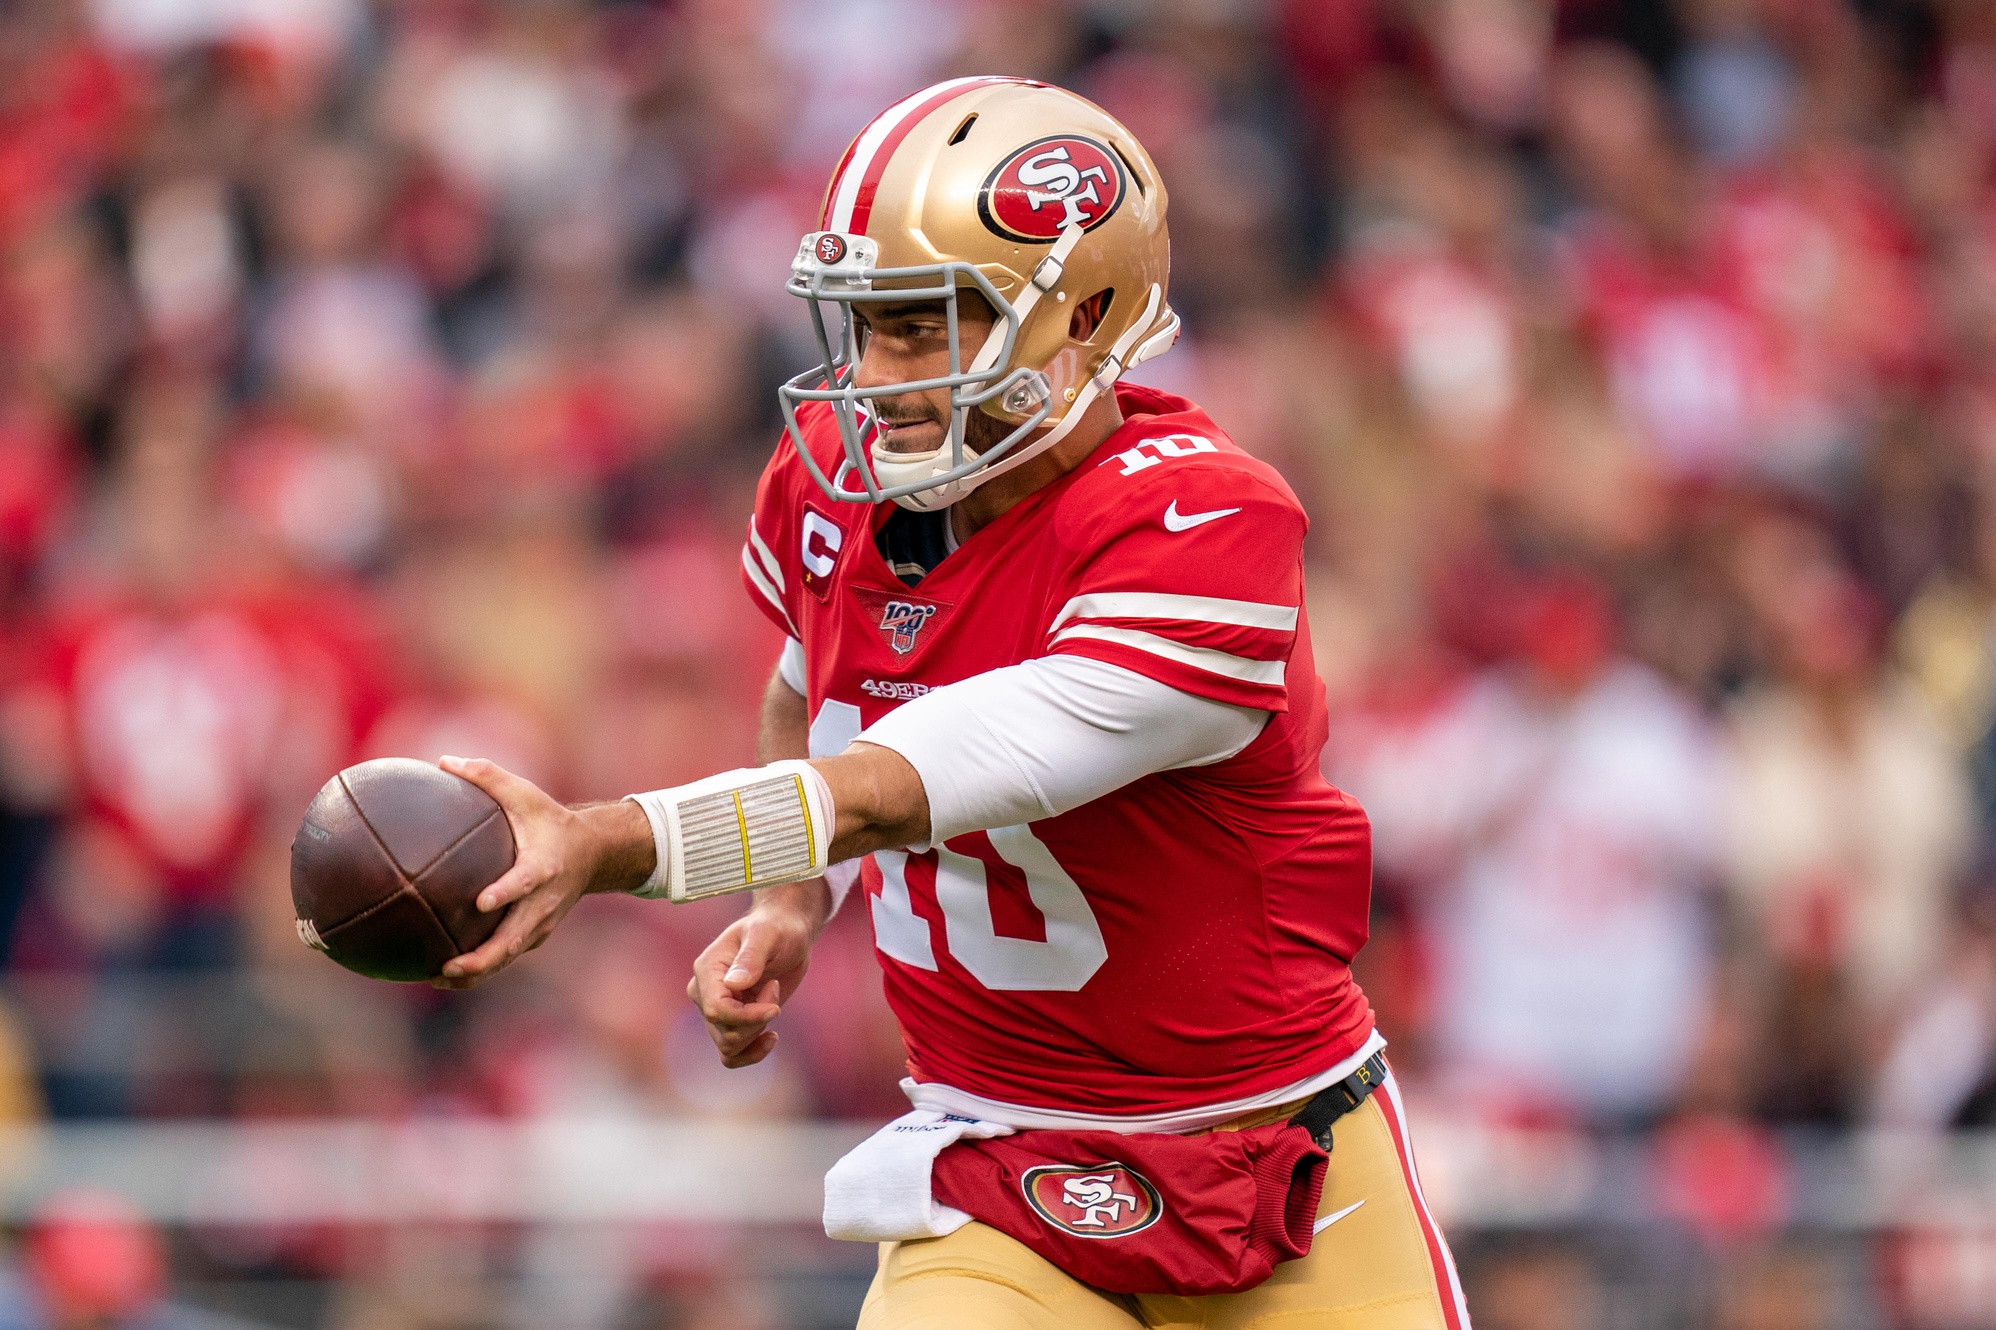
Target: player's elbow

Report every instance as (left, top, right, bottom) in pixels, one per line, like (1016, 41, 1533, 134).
(816, 743, 933, 859)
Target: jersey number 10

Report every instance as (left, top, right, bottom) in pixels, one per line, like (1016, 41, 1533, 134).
(812, 700, 1109, 992)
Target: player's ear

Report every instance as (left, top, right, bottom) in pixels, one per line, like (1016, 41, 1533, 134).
(1069, 289, 1113, 342)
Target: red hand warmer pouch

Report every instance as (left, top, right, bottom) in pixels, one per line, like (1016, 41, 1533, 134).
(929, 1119, 1329, 1297)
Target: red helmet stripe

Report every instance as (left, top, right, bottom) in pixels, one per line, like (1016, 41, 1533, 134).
(823, 77, 1041, 236)
(847, 78, 1014, 235)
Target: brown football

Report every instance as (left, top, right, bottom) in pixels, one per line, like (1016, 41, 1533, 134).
(290, 758, 516, 982)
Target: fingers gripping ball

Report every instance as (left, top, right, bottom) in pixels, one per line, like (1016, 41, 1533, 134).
(290, 758, 517, 982)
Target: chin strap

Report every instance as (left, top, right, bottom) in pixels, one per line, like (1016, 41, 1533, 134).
(964, 223, 1083, 378)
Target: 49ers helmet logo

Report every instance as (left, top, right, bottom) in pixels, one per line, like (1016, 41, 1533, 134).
(979, 136, 1128, 243)
(1021, 1162, 1162, 1238)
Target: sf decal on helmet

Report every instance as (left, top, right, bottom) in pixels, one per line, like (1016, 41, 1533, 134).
(778, 78, 1181, 512)
(978, 136, 1129, 242)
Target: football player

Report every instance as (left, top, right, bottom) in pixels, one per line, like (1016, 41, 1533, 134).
(435, 78, 1470, 1330)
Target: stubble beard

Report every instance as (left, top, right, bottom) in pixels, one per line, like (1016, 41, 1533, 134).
(964, 405, 1011, 456)
(877, 400, 1013, 458)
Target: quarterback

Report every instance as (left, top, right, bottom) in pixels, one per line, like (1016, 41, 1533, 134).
(434, 78, 1469, 1329)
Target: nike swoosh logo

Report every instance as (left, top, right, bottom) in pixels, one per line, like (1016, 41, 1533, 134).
(1163, 500, 1241, 532)
(1313, 1200, 1364, 1234)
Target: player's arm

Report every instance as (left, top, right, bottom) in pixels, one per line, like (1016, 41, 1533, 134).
(434, 653, 1262, 1031)
(430, 656, 932, 997)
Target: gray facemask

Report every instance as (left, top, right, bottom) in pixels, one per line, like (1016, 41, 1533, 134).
(777, 228, 1083, 512)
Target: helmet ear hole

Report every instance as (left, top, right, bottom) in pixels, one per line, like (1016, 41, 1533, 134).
(1070, 288, 1115, 343)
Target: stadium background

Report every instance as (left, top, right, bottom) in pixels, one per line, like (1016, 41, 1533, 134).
(0, 0, 1994, 1324)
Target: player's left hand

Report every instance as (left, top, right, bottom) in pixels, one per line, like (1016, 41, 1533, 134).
(687, 886, 824, 1067)
(431, 756, 643, 990)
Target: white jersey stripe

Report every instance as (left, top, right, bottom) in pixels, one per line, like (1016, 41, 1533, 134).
(747, 517, 785, 590)
(1051, 592, 1299, 633)
(740, 545, 798, 636)
(1051, 623, 1285, 687)
(826, 77, 995, 230)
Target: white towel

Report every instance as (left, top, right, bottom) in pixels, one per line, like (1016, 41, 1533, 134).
(823, 1110, 1015, 1242)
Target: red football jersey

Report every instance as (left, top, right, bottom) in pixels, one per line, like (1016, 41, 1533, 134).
(741, 384, 1375, 1116)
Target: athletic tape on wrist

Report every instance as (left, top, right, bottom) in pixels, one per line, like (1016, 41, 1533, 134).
(624, 760, 836, 902)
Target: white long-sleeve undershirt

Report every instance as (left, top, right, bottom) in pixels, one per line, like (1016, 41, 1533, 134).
(779, 642, 1268, 846)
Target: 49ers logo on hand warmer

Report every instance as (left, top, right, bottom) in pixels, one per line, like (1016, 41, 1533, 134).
(979, 136, 1128, 242)
(1022, 1163, 1163, 1239)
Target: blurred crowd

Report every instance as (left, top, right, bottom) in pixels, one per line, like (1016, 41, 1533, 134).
(0, 0, 1994, 1324)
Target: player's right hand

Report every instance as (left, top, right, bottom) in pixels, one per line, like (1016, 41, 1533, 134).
(687, 888, 824, 1068)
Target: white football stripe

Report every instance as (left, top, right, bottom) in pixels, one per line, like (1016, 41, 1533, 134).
(827, 77, 993, 230)
(1051, 623, 1286, 687)
(1051, 592, 1299, 633)
(740, 545, 798, 636)
(747, 517, 785, 590)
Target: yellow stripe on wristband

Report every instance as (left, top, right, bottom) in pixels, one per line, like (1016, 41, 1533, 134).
(732, 789, 752, 883)
(793, 773, 814, 869)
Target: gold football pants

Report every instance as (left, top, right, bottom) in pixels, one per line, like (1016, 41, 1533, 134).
(856, 1072, 1471, 1330)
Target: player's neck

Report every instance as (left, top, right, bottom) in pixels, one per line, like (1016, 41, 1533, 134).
(949, 392, 1126, 543)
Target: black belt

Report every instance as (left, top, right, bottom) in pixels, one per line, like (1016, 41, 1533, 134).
(1289, 1052, 1387, 1152)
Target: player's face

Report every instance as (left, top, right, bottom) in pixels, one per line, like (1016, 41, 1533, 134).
(852, 297, 1009, 456)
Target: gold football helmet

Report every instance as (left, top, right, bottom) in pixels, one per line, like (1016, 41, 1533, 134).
(779, 77, 1179, 511)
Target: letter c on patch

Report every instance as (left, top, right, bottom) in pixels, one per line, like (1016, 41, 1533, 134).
(802, 510, 844, 578)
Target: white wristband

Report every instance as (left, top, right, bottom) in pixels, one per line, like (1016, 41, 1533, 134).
(625, 760, 837, 902)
